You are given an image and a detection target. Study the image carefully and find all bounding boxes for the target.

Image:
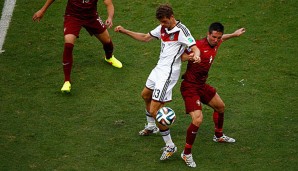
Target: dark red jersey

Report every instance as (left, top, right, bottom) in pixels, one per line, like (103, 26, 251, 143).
(182, 37, 222, 85)
(65, 0, 98, 19)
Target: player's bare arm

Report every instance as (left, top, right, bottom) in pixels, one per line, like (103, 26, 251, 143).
(114, 26, 154, 42)
(181, 52, 193, 62)
(181, 50, 200, 62)
(103, 0, 114, 28)
(32, 0, 55, 22)
(189, 46, 201, 63)
(222, 28, 246, 41)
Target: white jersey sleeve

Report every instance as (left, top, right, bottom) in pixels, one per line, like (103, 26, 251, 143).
(176, 24, 196, 47)
(149, 25, 162, 39)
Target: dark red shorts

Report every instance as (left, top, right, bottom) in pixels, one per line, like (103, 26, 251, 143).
(63, 15, 106, 37)
(180, 81, 217, 113)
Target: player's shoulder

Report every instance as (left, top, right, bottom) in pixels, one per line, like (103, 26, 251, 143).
(176, 21, 191, 35)
(176, 21, 187, 28)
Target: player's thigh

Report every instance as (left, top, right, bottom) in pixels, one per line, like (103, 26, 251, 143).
(64, 16, 82, 38)
(207, 93, 225, 113)
(84, 16, 109, 42)
(152, 79, 177, 102)
(141, 87, 153, 101)
(181, 81, 203, 113)
(182, 94, 202, 114)
(94, 30, 111, 44)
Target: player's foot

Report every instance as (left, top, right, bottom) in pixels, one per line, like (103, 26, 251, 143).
(138, 124, 159, 136)
(105, 55, 122, 68)
(160, 145, 177, 160)
(181, 151, 196, 168)
(213, 134, 236, 143)
(61, 81, 71, 93)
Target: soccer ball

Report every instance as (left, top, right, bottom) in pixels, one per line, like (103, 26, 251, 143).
(156, 107, 176, 126)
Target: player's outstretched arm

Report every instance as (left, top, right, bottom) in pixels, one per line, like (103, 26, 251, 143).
(32, 0, 55, 22)
(222, 28, 246, 41)
(114, 26, 154, 42)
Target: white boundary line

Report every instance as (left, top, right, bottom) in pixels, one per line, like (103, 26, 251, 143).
(0, 0, 16, 54)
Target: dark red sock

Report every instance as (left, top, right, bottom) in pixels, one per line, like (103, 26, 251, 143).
(184, 123, 199, 155)
(213, 111, 224, 137)
(103, 41, 113, 59)
(62, 43, 74, 82)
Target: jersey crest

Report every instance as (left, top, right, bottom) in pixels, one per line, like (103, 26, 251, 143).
(160, 27, 179, 42)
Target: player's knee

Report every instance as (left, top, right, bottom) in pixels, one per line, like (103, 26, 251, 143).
(217, 102, 225, 113)
(141, 90, 151, 101)
(141, 92, 147, 100)
(193, 117, 203, 126)
(192, 113, 203, 126)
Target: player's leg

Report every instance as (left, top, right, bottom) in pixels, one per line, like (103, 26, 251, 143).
(149, 100, 177, 161)
(61, 34, 76, 93)
(139, 87, 159, 136)
(148, 79, 177, 160)
(181, 110, 202, 168)
(207, 93, 235, 143)
(87, 16, 122, 68)
(95, 30, 122, 68)
(208, 93, 225, 137)
(61, 16, 80, 93)
(180, 81, 202, 167)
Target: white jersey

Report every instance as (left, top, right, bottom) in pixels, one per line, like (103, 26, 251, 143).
(146, 21, 196, 102)
(149, 21, 196, 81)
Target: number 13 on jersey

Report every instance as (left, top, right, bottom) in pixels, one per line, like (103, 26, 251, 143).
(153, 89, 161, 98)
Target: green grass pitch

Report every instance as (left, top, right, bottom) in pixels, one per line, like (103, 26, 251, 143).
(0, 0, 297, 170)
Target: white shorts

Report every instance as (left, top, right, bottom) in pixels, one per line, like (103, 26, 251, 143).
(145, 69, 178, 102)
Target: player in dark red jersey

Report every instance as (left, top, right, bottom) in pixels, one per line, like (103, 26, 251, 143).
(33, 0, 122, 93)
(180, 22, 245, 167)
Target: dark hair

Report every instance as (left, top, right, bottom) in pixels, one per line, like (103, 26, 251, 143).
(209, 22, 224, 34)
(156, 4, 174, 20)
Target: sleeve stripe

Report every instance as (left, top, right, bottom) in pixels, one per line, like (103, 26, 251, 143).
(177, 23, 190, 37)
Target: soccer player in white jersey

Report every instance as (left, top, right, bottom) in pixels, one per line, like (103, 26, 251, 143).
(114, 4, 201, 160)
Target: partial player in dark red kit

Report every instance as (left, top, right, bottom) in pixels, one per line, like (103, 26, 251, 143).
(180, 22, 245, 168)
(33, 0, 122, 93)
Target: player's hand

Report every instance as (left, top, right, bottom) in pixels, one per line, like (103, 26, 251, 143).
(188, 52, 201, 63)
(234, 28, 246, 36)
(114, 26, 124, 32)
(105, 18, 113, 28)
(192, 55, 201, 63)
(187, 52, 194, 61)
(32, 10, 44, 22)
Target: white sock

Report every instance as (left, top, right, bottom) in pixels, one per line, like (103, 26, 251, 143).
(163, 135, 174, 147)
(145, 109, 156, 127)
(160, 129, 175, 147)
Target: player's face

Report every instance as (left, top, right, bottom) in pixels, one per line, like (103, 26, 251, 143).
(159, 16, 175, 29)
(207, 31, 223, 46)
